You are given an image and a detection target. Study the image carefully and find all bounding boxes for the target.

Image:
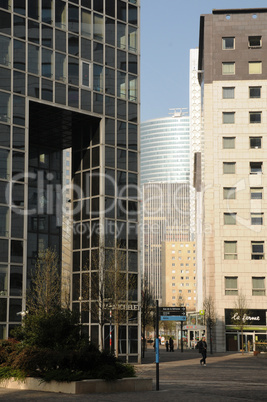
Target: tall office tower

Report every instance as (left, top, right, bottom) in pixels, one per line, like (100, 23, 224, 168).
(198, 8, 267, 352)
(141, 113, 191, 301)
(162, 241, 197, 311)
(0, 0, 140, 362)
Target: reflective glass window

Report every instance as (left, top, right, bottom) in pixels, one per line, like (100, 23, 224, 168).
(41, 78, 53, 101)
(42, 0, 53, 24)
(13, 127, 24, 150)
(28, 20, 39, 44)
(93, 64, 103, 92)
(0, 265, 8, 296)
(42, 24, 53, 48)
(42, 48, 53, 78)
(0, 92, 10, 123)
(0, 10, 11, 35)
(68, 34, 79, 56)
(0, 35, 11, 67)
(28, 0, 39, 20)
(55, 0, 66, 29)
(117, 71, 126, 99)
(128, 151, 137, 172)
(14, 15, 25, 40)
(28, 45, 39, 75)
(81, 9, 91, 37)
(129, 26, 137, 52)
(81, 38, 91, 60)
(0, 67, 11, 91)
(55, 82, 66, 105)
(14, 40, 25, 71)
(0, 206, 9, 236)
(0, 124, 10, 147)
(55, 52, 66, 82)
(68, 86, 79, 108)
(105, 17, 115, 46)
(13, 95, 25, 126)
(55, 29, 66, 52)
(68, 56, 79, 86)
(117, 22, 126, 49)
(81, 89, 91, 111)
(9, 298, 22, 322)
(93, 13, 103, 41)
(68, 4, 79, 33)
(105, 67, 115, 96)
(10, 266, 22, 296)
(129, 5, 138, 25)
(13, 71, 25, 95)
(28, 75, 39, 98)
(105, 95, 115, 117)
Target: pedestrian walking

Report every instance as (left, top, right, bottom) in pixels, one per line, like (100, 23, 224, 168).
(165, 340, 169, 352)
(198, 337, 207, 366)
(169, 337, 174, 352)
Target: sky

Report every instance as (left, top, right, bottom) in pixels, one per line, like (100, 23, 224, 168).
(140, 0, 267, 122)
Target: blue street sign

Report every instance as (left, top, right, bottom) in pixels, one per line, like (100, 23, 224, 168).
(160, 315, 186, 321)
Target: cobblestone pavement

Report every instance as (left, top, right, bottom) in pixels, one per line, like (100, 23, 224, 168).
(1, 348, 267, 401)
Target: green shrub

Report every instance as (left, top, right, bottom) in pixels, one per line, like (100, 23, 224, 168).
(0, 366, 26, 381)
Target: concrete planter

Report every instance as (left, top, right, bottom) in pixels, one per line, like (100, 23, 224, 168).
(0, 377, 153, 394)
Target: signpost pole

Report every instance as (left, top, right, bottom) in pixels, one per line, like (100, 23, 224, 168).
(156, 300, 159, 391)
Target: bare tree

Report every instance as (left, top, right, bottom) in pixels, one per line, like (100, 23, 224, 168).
(232, 293, 250, 355)
(84, 244, 135, 357)
(141, 278, 155, 357)
(203, 296, 216, 354)
(27, 248, 62, 314)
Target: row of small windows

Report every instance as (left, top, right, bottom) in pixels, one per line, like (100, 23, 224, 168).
(223, 187, 263, 200)
(222, 111, 262, 124)
(223, 137, 262, 149)
(224, 241, 265, 260)
(0, 0, 138, 25)
(223, 86, 261, 99)
(222, 61, 262, 75)
(223, 162, 265, 175)
(222, 36, 262, 50)
(223, 213, 264, 226)
(225, 276, 265, 296)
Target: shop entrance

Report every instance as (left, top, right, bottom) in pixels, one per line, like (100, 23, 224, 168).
(239, 333, 253, 352)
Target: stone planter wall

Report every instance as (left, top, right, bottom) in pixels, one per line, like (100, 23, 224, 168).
(0, 377, 153, 394)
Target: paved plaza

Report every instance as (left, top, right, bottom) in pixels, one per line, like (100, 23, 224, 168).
(1, 347, 267, 401)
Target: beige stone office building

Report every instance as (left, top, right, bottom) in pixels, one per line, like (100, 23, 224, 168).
(198, 8, 267, 352)
(162, 241, 196, 311)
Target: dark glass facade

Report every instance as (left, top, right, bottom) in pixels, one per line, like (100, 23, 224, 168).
(0, 0, 140, 362)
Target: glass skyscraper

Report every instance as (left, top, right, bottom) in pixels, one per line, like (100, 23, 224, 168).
(0, 0, 140, 363)
(141, 112, 191, 300)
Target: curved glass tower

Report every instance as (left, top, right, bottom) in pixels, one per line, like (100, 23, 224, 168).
(141, 114, 190, 185)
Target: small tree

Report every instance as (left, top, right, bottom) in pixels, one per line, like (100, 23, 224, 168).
(141, 279, 155, 357)
(232, 293, 250, 355)
(203, 296, 216, 354)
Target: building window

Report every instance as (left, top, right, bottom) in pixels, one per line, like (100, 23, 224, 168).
(250, 112, 261, 124)
(223, 137, 235, 149)
(222, 62, 235, 75)
(223, 112, 235, 124)
(222, 37, 235, 49)
(172, 276, 175, 280)
(225, 277, 238, 295)
(252, 277, 265, 296)
(250, 162, 262, 174)
(172, 270, 175, 273)
(172, 296, 175, 300)
(172, 283, 175, 287)
(223, 162, 236, 174)
(250, 188, 263, 200)
(249, 86, 261, 98)
(223, 187, 236, 200)
(251, 213, 263, 225)
(248, 36, 262, 48)
(224, 213, 236, 225)
(224, 241, 237, 260)
(249, 61, 262, 74)
(250, 137, 261, 149)
(251, 241, 264, 260)
(81, 61, 91, 87)
(223, 87, 235, 99)
(172, 263, 175, 266)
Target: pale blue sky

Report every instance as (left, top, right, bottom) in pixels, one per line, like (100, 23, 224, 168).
(140, 1, 267, 122)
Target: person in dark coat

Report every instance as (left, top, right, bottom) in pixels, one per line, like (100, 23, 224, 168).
(169, 337, 174, 352)
(165, 339, 169, 352)
(198, 337, 207, 366)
